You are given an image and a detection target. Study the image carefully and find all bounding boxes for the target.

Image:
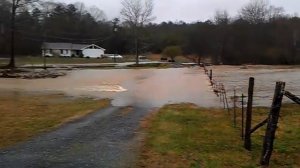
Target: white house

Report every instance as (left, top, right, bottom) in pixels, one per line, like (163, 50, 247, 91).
(42, 42, 106, 58)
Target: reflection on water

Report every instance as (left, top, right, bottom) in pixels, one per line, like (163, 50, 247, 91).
(0, 68, 220, 108)
(212, 65, 300, 106)
(78, 85, 127, 92)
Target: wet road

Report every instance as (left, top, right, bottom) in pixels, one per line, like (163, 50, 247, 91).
(0, 106, 149, 168)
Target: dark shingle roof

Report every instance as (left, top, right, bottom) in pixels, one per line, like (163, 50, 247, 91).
(42, 43, 90, 50)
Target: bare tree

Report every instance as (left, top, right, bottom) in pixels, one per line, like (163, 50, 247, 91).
(214, 10, 230, 64)
(240, 0, 269, 24)
(267, 5, 285, 21)
(7, 0, 39, 69)
(214, 10, 230, 25)
(120, 0, 155, 64)
(89, 6, 107, 22)
(74, 2, 87, 16)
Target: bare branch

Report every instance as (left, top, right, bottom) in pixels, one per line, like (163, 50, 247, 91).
(120, 0, 155, 27)
(240, 0, 269, 24)
(89, 6, 107, 21)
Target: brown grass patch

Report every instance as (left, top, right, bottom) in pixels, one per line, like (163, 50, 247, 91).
(0, 92, 110, 149)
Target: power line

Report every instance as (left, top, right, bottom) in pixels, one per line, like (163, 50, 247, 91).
(16, 29, 114, 43)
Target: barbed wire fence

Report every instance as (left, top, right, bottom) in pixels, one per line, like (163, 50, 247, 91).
(202, 65, 300, 166)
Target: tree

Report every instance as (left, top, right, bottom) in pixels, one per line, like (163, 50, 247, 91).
(120, 0, 155, 64)
(162, 46, 182, 62)
(214, 10, 230, 25)
(0, 0, 11, 55)
(7, 0, 39, 69)
(240, 0, 269, 24)
(89, 6, 106, 22)
(267, 5, 285, 21)
(214, 10, 230, 64)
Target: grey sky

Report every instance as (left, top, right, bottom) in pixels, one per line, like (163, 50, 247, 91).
(56, 0, 299, 23)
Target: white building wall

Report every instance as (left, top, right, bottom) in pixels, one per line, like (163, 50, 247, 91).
(42, 49, 54, 57)
(82, 49, 104, 58)
(52, 49, 72, 57)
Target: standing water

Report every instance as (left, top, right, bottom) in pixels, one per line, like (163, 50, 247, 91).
(0, 67, 220, 108)
(212, 65, 300, 106)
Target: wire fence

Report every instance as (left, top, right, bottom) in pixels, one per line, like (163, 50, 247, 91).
(203, 65, 300, 166)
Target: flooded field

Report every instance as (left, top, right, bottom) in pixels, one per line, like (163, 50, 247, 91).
(0, 67, 220, 108)
(0, 66, 299, 108)
(212, 65, 300, 106)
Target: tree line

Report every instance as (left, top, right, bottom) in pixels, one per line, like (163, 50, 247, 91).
(0, 0, 299, 65)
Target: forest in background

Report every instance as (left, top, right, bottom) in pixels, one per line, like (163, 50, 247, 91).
(0, 0, 299, 65)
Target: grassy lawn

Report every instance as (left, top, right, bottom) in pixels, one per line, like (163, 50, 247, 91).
(0, 55, 194, 66)
(0, 92, 110, 149)
(139, 103, 300, 168)
(0, 56, 134, 66)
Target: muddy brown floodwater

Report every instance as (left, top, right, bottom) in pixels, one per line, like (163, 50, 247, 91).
(212, 65, 300, 106)
(0, 67, 220, 108)
(0, 66, 299, 168)
(1, 66, 299, 107)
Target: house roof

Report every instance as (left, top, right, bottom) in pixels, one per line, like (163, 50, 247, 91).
(42, 42, 105, 50)
(81, 44, 106, 50)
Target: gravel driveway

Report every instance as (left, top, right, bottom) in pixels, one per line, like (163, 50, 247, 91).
(0, 106, 149, 168)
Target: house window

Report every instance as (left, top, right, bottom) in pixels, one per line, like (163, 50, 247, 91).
(60, 50, 63, 54)
(49, 49, 52, 54)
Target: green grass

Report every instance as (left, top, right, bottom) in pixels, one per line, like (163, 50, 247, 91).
(0, 92, 110, 149)
(0, 56, 134, 66)
(0, 55, 194, 67)
(139, 103, 300, 168)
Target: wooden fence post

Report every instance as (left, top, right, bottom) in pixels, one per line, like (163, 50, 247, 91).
(233, 88, 237, 127)
(241, 94, 245, 139)
(260, 81, 285, 166)
(244, 77, 254, 150)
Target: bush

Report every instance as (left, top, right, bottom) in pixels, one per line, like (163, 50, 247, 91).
(162, 46, 182, 62)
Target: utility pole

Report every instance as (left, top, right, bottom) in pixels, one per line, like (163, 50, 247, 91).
(0, 23, 4, 35)
(292, 30, 298, 63)
(135, 26, 139, 65)
(43, 32, 47, 70)
(8, 0, 17, 69)
(113, 18, 119, 63)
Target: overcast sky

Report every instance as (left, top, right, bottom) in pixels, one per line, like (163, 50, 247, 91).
(56, 0, 299, 23)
